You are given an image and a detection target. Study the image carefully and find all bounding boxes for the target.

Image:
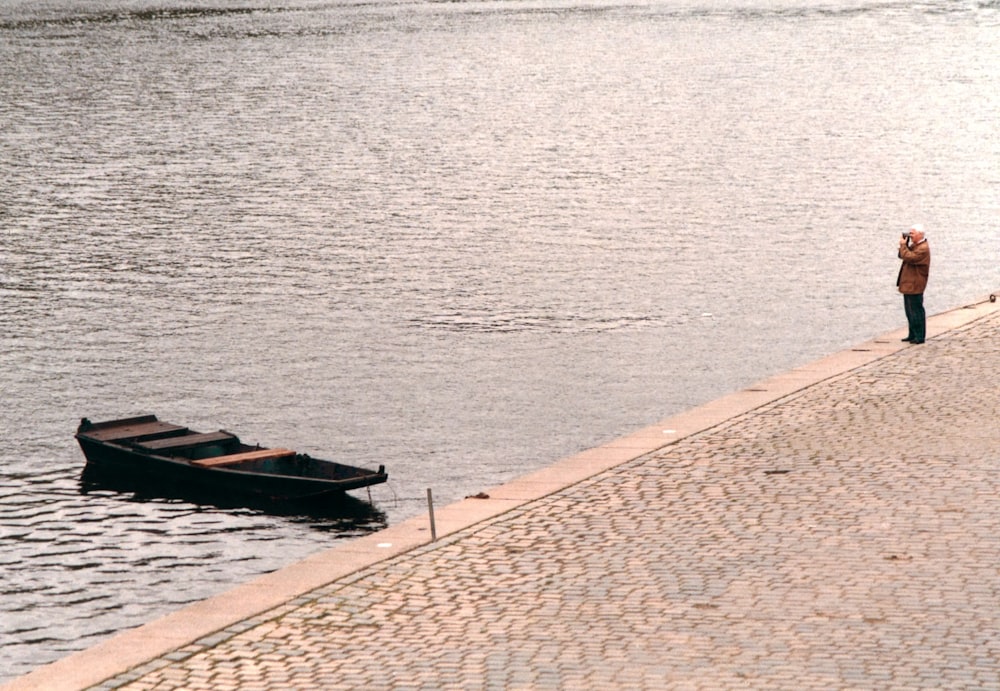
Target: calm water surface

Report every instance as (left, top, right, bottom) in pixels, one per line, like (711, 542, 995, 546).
(1, 0, 998, 680)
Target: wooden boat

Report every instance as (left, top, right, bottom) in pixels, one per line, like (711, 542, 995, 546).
(75, 415, 387, 501)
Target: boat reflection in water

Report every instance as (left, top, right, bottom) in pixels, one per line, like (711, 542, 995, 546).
(78, 463, 389, 532)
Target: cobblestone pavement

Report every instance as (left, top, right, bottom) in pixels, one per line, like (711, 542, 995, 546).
(87, 310, 1000, 689)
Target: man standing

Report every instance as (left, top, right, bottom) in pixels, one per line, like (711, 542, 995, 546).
(897, 224, 931, 344)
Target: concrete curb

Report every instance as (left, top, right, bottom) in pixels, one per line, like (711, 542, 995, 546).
(6, 291, 998, 691)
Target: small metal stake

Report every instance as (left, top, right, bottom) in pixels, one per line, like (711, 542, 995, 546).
(427, 488, 437, 542)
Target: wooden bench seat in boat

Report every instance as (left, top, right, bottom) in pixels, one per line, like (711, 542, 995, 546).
(137, 431, 237, 451)
(85, 420, 189, 442)
(189, 448, 296, 468)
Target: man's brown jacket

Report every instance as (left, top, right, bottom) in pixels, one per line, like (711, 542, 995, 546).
(897, 240, 930, 295)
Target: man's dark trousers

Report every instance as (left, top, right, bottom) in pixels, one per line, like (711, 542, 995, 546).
(904, 293, 926, 342)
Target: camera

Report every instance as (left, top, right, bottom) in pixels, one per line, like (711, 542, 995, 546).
(901, 231, 911, 240)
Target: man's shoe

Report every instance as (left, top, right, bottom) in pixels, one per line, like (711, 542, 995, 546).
(901, 337, 912, 342)
(911, 340, 924, 344)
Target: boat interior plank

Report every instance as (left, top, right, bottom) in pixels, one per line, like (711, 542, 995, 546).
(84, 421, 189, 442)
(190, 448, 296, 468)
(137, 430, 237, 451)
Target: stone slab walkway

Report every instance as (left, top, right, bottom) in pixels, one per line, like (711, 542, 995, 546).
(7, 293, 1000, 690)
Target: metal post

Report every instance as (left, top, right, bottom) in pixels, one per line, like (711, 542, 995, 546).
(427, 487, 437, 542)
